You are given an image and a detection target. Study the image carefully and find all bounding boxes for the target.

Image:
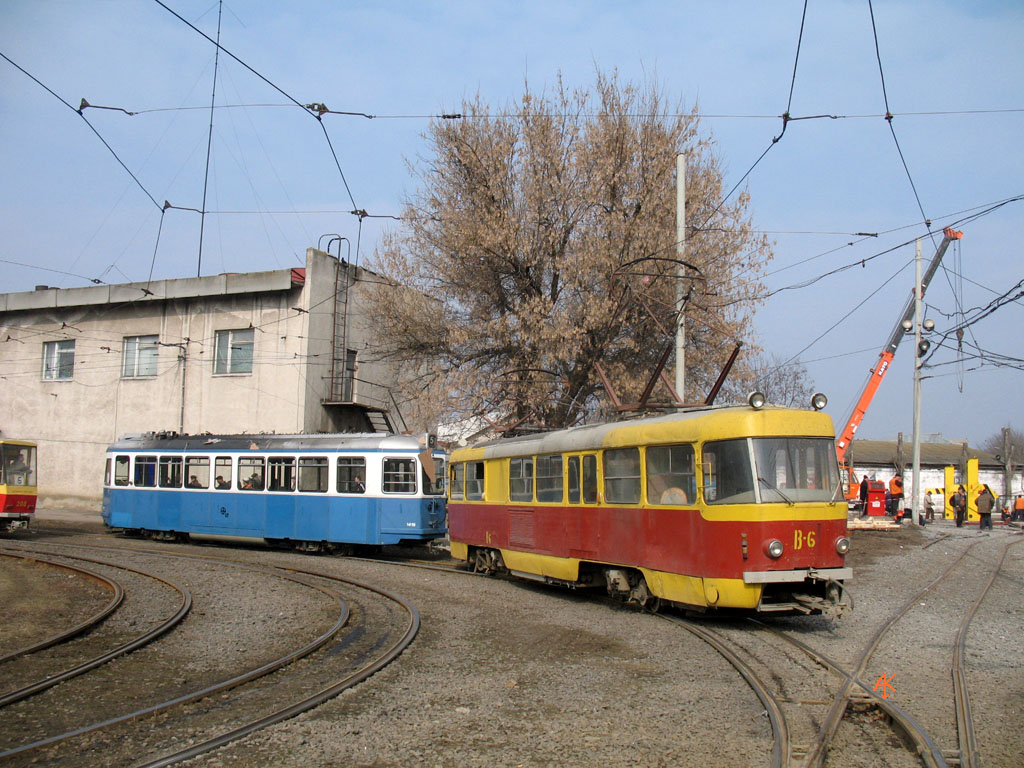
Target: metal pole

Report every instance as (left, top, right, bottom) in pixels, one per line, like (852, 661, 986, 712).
(912, 238, 923, 525)
(675, 153, 686, 400)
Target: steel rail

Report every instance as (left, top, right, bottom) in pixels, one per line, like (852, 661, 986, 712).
(803, 540, 981, 768)
(952, 536, 1024, 768)
(0, 546, 349, 759)
(0, 547, 191, 710)
(658, 614, 789, 768)
(0, 549, 124, 665)
(137, 567, 420, 768)
(749, 619, 947, 768)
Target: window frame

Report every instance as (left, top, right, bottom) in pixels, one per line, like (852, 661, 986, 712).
(298, 457, 329, 493)
(646, 444, 697, 506)
(509, 457, 534, 502)
(267, 456, 296, 492)
(603, 447, 641, 505)
(42, 339, 75, 381)
(466, 461, 485, 500)
(185, 456, 210, 489)
(337, 456, 367, 494)
(214, 457, 232, 490)
(158, 456, 183, 488)
(214, 328, 254, 375)
(382, 457, 417, 495)
(238, 457, 265, 491)
(536, 454, 564, 503)
(134, 455, 157, 488)
(122, 334, 159, 379)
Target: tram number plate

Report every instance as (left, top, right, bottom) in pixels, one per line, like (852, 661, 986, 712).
(793, 529, 816, 550)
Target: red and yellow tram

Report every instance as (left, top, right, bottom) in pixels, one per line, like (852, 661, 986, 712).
(1, 439, 38, 532)
(448, 399, 851, 615)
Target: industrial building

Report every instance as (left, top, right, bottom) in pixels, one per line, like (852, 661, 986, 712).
(0, 247, 418, 505)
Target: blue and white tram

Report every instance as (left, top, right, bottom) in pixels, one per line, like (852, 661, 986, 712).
(101, 432, 447, 551)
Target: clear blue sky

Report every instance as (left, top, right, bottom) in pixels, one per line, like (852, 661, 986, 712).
(2, 1, 1021, 446)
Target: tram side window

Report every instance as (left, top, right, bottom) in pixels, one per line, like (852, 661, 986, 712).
(383, 458, 416, 494)
(238, 457, 265, 491)
(450, 463, 465, 500)
(214, 457, 232, 490)
(338, 457, 366, 494)
(185, 457, 210, 489)
(567, 457, 580, 504)
(114, 455, 130, 486)
(135, 455, 157, 488)
(604, 447, 641, 504)
(582, 455, 598, 503)
(267, 457, 296, 492)
(298, 457, 328, 493)
(702, 439, 755, 504)
(509, 457, 533, 502)
(466, 461, 485, 500)
(647, 444, 696, 506)
(536, 454, 563, 503)
(159, 456, 183, 488)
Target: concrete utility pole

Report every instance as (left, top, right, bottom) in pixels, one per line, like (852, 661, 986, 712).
(911, 239, 923, 525)
(675, 153, 686, 400)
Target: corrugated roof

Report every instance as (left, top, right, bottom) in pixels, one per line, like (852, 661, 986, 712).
(847, 439, 1001, 468)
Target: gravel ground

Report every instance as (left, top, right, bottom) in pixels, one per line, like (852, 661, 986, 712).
(3, 509, 1022, 768)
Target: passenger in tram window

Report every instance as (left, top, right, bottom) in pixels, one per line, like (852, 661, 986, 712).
(187, 475, 202, 488)
(215, 475, 230, 490)
(353, 475, 366, 493)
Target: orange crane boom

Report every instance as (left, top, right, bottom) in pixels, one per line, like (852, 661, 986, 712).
(835, 227, 963, 465)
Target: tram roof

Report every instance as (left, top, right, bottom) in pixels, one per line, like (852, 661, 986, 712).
(107, 432, 431, 453)
(457, 405, 835, 460)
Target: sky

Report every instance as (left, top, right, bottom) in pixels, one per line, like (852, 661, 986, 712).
(1, 0, 1021, 448)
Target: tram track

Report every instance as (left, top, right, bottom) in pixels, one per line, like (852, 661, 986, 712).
(0, 540, 419, 767)
(0, 550, 124, 665)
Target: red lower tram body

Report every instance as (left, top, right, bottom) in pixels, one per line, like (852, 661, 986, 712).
(450, 502, 850, 615)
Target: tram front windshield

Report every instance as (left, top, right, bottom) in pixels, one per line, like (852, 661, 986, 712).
(1, 444, 37, 487)
(703, 437, 839, 504)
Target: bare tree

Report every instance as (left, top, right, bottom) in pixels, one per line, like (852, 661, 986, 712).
(980, 427, 1024, 457)
(747, 352, 817, 409)
(369, 71, 772, 429)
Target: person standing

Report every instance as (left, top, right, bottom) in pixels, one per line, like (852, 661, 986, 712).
(924, 490, 935, 522)
(976, 486, 995, 532)
(889, 475, 904, 518)
(859, 476, 870, 515)
(952, 485, 967, 528)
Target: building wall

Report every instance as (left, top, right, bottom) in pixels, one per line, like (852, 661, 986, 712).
(0, 248, 403, 507)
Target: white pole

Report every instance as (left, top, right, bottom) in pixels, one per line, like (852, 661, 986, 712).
(912, 238, 923, 525)
(675, 153, 686, 401)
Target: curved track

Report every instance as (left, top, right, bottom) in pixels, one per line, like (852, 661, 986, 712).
(0, 540, 418, 768)
(0, 549, 124, 665)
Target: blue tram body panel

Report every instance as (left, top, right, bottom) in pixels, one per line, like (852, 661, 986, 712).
(101, 432, 447, 548)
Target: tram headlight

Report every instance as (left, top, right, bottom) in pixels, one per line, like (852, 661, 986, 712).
(748, 391, 766, 409)
(764, 538, 784, 559)
(811, 392, 828, 411)
(835, 536, 851, 555)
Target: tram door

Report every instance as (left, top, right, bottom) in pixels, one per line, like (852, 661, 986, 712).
(567, 453, 599, 557)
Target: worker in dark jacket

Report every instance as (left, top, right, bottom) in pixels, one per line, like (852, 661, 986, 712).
(977, 486, 995, 531)
(952, 486, 968, 528)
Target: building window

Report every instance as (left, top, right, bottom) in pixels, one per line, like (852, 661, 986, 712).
(214, 328, 254, 375)
(123, 335, 158, 378)
(42, 340, 75, 380)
